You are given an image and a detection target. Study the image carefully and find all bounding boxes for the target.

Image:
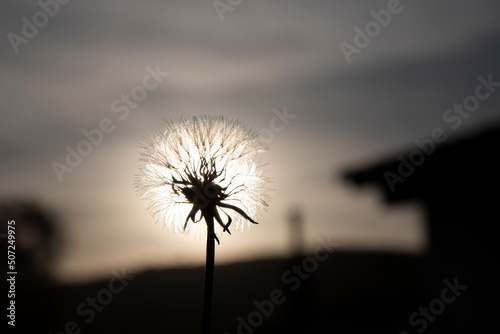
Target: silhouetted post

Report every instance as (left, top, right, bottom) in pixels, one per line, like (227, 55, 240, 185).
(287, 206, 308, 331)
(289, 206, 304, 257)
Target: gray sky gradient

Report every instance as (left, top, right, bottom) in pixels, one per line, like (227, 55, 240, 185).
(2, 0, 500, 282)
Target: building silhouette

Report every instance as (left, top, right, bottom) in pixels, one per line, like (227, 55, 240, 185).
(345, 123, 499, 333)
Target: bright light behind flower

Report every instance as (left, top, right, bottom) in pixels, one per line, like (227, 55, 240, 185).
(135, 115, 269, 239)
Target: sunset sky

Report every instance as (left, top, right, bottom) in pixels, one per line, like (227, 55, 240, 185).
(2, 0, 500, 283)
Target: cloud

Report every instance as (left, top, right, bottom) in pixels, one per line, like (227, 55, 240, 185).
(2, 0, 500, 281)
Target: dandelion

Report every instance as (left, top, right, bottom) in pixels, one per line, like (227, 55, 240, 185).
(135, 115, 269, 333)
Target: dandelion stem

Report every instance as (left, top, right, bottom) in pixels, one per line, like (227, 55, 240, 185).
(202, 208, 215, 334)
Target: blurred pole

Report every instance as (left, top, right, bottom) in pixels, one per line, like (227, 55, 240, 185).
(287, 205, 308, 332)
(289, 206, 304, 258)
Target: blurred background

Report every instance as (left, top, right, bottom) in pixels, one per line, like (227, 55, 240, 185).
(1, 0, 499, 333)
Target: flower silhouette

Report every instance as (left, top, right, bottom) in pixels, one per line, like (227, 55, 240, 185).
(135, 115, 269, 242)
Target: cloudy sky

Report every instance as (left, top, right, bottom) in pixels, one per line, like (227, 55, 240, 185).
(2, 0, 500, 283)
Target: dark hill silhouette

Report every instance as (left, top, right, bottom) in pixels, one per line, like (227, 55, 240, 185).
(8, 253, 422, 334)
(1, 200, 424, 333)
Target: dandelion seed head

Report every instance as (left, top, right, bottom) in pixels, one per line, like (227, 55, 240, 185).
(135, 115, 269, 237)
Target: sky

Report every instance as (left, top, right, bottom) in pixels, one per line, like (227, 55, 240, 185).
(1, 0, 500, 283)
